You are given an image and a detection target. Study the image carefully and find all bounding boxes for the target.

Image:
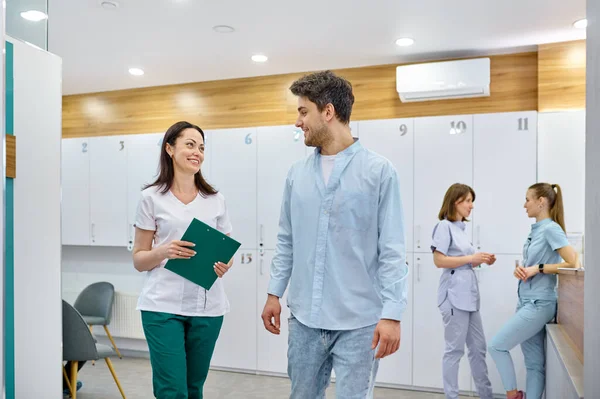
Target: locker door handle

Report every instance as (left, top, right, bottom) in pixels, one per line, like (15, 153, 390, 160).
(260, 257, 264, 275)
(416, 257, 421, 282)
(260, 224, 264, 243)
(416, 225, 421, 249)
(91, 223, 96, 242)
(128, 224, 134, 251)
(476, 225, 481, 249)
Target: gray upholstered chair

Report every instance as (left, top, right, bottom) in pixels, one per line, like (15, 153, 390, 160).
(62, 300, 126, 399)
(73, 282, 122, 359)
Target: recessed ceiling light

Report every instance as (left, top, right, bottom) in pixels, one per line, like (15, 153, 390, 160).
(573, 18, 587, 29)
(20, 10, 48, 22)
(101, 1, 119, 9)
(213, 25, 235, 33)
(128, 68, 144, 76)
(251, 54, 268, 63)
(395, 38, 415, 47)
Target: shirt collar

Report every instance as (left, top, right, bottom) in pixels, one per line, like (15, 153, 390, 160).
(447, 219, 466, 230)
(532, 218, 552, 230)
(314, 137, 362, 157)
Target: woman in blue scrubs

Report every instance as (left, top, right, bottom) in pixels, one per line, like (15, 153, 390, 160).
(488, 183, 580, 399)
(431, 183, 496, 399)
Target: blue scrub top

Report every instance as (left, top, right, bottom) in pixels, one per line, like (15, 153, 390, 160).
(431, 219, 479, 312)
(519, 218, 569, 301)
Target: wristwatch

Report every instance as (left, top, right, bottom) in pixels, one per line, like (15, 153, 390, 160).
(538, 264, 545, 274)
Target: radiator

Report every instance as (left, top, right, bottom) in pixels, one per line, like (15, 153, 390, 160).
(64, 291, 146, 340)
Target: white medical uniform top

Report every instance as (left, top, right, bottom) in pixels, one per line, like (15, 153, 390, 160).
(135, 185, 233, 317)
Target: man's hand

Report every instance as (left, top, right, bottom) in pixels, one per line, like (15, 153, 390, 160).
(261, 294, 282, 335)
(371, 319, 401, 359)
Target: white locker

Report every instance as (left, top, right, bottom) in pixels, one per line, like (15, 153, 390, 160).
(257, 125, 308, 250)
(256, 249, 291, 374)
(412, 253, 473, 391)
(211, 249, 258, 371)
(61, 138, 91, 245)
(126, 133, 163, 249)
(375, 253, 413, 386)
(358, 118, 414, 251)
(414, 115, 474, 252)
(477, 255, 527, 394)
(350, 121, 358, 137)
(538, 111, 586, 235)
(202, 130, 213, 185)
(89, 136, 128, 246)
(209, 128, 258, 250)
(473, 112, 537, 254)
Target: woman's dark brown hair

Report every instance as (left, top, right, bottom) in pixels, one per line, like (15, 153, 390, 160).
(529, 182, 566, 232)
(144, 121, 217, 197)
(438, 183, 476, 222)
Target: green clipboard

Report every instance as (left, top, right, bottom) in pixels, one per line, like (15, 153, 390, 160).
(165, 218, 241, 290)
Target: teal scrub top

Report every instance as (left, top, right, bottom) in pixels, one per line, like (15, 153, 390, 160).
(518, 218, 569, 301)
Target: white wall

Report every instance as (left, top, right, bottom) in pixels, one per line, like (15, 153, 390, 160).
(10, 37, 63, 399)
(585, 1, 600, 397)
(538, 111, 586, 235)
(62, 246, 145, 296)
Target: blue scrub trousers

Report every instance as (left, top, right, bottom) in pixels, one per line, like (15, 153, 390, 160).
(488, 298, 556, 399)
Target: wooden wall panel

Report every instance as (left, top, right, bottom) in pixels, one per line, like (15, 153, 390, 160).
(539, 40, 586, 111)
(558, 271, 585, 362)
(62, 52, 538, 138)
(6, 134, 16, 178)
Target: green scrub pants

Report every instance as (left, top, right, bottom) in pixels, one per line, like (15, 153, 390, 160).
(141, 311, 224, 399)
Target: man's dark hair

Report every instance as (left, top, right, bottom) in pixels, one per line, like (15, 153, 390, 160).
(289, 70, 354, 124)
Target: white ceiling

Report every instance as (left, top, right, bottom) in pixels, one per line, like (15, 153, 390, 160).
(43, 0, 587, 95)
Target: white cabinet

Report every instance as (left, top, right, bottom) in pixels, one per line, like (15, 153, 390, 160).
(414, 115, 474, 252)
(211, 249, 258, 371)
(126, 133, 163, 248)
(358, 119, 414, 251)
(209, 128, 257, 250)
(202, 130, 213, 184)
(61, 138, 91, 245)
(89, 136, 128, 246)
(412, 253, 472, 391)
(478, 255, 527, 394)
(256, 249, 291, 374)
(473, 112, 537, 254)
(257, 126, 308, 250)
(376, 253, 413, 386)
(350, 121, 359, 137)
(538, 111, 586, 234)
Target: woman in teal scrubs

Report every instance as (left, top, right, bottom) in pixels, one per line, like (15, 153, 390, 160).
(488, 183, 580, 399)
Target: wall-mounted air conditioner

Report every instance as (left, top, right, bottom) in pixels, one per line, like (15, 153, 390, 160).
(396, 58, 491, 103)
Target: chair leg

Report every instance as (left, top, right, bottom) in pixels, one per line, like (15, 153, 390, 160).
(103, 325, 122, 359)
(70, 361, 79, 399)
(105, 357, 127, 399)
(62, 365, 72, 394)
(89, 325, 96, 366)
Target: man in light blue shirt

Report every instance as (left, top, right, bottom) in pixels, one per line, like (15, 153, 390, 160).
(260, 70, 409, 398)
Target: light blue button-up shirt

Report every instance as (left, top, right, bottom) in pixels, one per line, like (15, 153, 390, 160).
(267, 139, 408, 330)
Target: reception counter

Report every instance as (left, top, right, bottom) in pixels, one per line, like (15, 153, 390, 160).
(545, 267, 585, 399)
